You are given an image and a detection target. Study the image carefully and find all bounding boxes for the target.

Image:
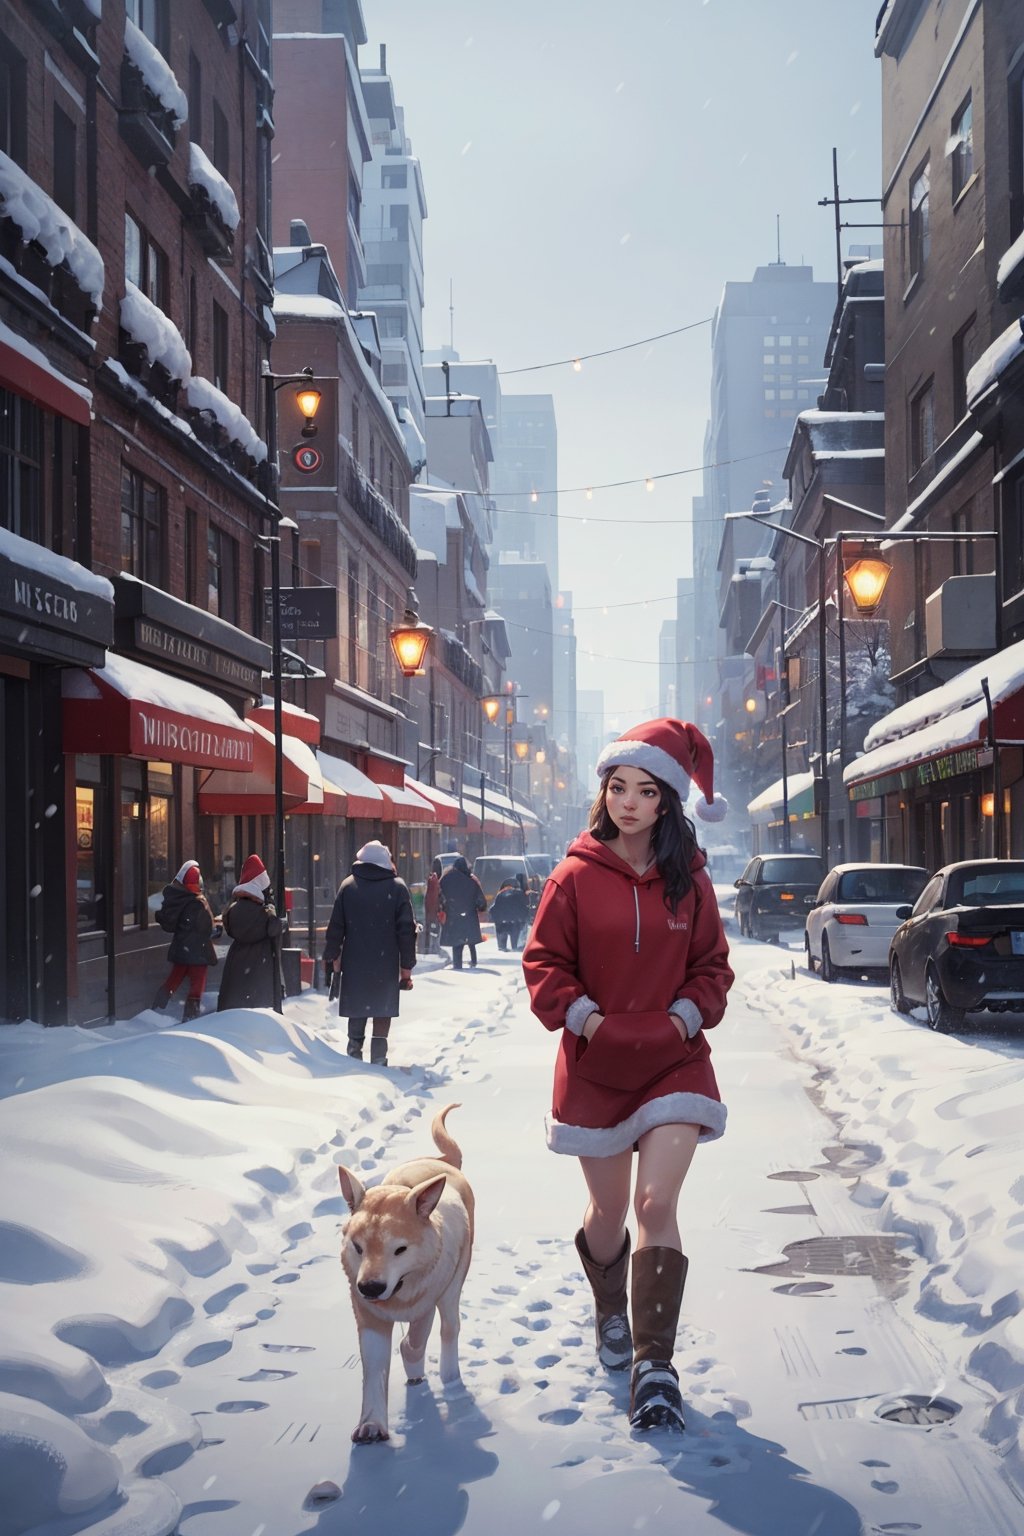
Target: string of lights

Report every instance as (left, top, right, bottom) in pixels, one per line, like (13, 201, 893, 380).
(493, 316, 713, 376)
(413, 444, 787, 502)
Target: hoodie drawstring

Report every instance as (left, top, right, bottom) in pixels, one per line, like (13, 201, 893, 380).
(633, 886, 641, 953)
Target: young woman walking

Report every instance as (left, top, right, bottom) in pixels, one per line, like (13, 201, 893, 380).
(522, 719, 734, 1433)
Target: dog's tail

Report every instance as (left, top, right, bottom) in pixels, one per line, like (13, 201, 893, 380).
(430, 1103, 463, 1168)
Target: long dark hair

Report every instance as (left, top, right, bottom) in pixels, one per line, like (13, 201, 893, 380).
(589, 773, 699, 914)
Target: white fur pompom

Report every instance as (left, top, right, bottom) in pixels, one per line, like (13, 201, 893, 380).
(695, 792, 728, 822)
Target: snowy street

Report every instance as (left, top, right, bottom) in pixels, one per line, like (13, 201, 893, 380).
(5, 899, 1024, 1535)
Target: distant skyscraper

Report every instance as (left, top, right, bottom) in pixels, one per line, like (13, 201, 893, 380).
(576, 689, 606, 790)
(490, 394, 559, 589)
(659, 620, 678, 716)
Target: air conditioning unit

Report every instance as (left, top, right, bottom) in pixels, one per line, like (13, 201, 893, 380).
(924, 574, 996, 657)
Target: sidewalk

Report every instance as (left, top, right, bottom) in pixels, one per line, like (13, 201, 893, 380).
(144, 945, 1023, 1536)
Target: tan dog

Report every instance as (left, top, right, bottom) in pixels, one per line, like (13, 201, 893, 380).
(337, 1103, 475, 1443)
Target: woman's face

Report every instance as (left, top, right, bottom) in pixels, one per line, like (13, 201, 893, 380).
(604, 767, 662, 838)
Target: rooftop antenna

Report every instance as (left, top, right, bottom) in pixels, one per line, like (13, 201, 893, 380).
(449, 278, 455, 353)
(776, 213, 782, 265)
(817, 146, 887, 301)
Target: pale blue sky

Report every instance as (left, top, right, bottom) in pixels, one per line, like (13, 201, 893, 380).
(363, 1, 882, 731)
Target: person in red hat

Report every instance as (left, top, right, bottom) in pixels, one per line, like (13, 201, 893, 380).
(216, 854, 284, 1012)
(522, 718, 734, 1435)
(153, 860, 217, 1022)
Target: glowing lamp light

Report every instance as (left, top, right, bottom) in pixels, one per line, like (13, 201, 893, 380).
(645, 477, 655, 492)
(389, 604, 434, 677)
(294, 384, 322, 438)
(513, 739, 530, 761)
(535, 749, 546, 765)
(586, 487, 593, 500)
(572, 358, 582, 372)
(981, 792, 995, 817)
(530, 489, 539, 503)
(480, 695, 501, 724)
(744, 696, 758, 714)
(843, 552, 893, 615)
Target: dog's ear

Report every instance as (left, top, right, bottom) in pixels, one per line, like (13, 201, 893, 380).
(410, 1174, 447, 1221)
(338, 1165, 366, 1212)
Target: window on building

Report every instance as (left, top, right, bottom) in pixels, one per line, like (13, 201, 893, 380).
(951, 94, 974, 202)
(124, 211, 168, 310)
(126, 0, 169, 56)
(351, 399, 360, 461)
(212, 301, 229, 392)
(188, 51, 202, 144)
(366, 571, 381, 693)
(347, 562, 359, 682)
(763, 354, 774, 365)
(779, 335, 792, 346)
(213, 101, 229, 179)
(909, 378, 936, 475)
(348, 178, 361, 228)
(120, 466, 163, 582)
(798, 335, 810, 346)
(764, 389, 776, 400)
(1011, 58, 1024, 240)
(952, 315, 980, 422)
(378, 314, 406, 338)
(368, 432, 376, 484)
(1005, 473, 1024, 598)
(382, 163, 408, 188)
(0, 38, 28, 168)
(951, 501, 975, 576)
(207, 523, 238, 623)
(52, 105, 77, 219)
(0, 389, 41, 540)
(387, 455, 395, 507)
(908, 160, 930, 285)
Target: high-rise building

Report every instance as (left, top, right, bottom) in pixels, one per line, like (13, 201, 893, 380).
(490, 394, 558, 588)
(659, 621, 678, 716)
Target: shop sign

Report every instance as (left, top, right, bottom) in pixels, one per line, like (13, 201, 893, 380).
(849, 744, 983, 802)
(915, 746, 981, 786)
(1, 552, 113, 663)
(131, 704, 254, 768)
(133, 620, 262, 696)
(263, 587, 337, 640)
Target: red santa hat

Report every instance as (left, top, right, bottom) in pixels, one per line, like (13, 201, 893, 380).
(595, 718, 728, 822)
(239, 854, 270, 891)
(181, 864, 202, 890)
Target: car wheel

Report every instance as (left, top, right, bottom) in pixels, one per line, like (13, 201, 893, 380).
(924, 965, 965, 1033)
(820, 934, 838, 984)
(805, 934, 816, 974)
(889, 957, 910, 1015)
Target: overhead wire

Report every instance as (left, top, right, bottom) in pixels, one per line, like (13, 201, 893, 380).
(492, 315, 714, 376)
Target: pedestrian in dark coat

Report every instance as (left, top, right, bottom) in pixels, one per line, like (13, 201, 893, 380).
(490, 880, 530, 950)
(153, 860, 216, 1022)
(322, 841, 416, 1066)
(216, 854, 284, 1011)
(439, 856, 487, 969)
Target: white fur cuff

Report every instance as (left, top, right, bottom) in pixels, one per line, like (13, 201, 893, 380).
(669, 997, 703, 1039)
(546, 1092, 727, 1155)
(565, 994, 600, 1036)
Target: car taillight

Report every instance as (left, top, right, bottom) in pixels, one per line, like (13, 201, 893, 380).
(836, 913, 868, 926)
(946, 932, 990, 948)
(779, 892, 794, 902)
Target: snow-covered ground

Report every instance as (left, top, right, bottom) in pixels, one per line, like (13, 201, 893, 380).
(4, 901, 1024, 1535)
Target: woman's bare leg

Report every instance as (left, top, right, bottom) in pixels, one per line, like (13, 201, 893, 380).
(578, 1148, 633, 1263)
(633, 1122, 701, 1250)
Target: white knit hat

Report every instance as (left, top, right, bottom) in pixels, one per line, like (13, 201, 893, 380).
(356, 840, 395, 870)
(596, 718, 728, 822)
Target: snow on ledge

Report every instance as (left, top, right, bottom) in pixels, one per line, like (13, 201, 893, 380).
(0, 316, 93, 409)
(185, 375, 268, 463)
(0, 524, 113, 601)
(0, 149, 104, 304)
(966, 317, 1024, 409)
(124, 17, 188, 128)
(120, 281, 191, 383)
(997, 229, 1024, 295)
(188, 143, 240, 232)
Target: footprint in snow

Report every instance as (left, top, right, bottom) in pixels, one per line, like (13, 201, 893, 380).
(535, 1354, 561, 1369)
(247, 1262, 277, 1276)
(261, 1343, 313, 1354)
(273, 1272, 300, 1285)
(513, 1316, 551, 1333)
(183, 1340, 232, 1368)
(239, 1368, 296, 1383)
(539, 1408, 581, 1426)
(525, 1300, 552, 1313)
(204, 1283, 248, 1316)
(492, 1284, 518, 1295)
(216, 1400, 268, 1414)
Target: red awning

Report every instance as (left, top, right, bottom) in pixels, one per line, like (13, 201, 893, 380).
(380, 780, 435, 825)
(316, 751, 387, 819)
(405, 777, 459, 827)
(0, 328, 92, 427)
(63, 653, 254, 769)
(198, 721, 322, 815)
(248, 701, 321, 745)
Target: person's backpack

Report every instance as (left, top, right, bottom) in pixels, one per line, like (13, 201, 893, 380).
(156, 900, 177, 933)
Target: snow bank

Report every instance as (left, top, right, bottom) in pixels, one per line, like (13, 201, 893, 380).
(0, 149, 104, 304)
(184, 374, 268, 463)
(123, 18, 188, 128)
(187, 143, 240, 232)
(120, 281, 191, 384)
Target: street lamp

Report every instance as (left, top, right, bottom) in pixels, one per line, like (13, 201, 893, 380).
(389, 594, 434, 678)
(842, 550, 893, 616)
(261, 362, 322, 1007)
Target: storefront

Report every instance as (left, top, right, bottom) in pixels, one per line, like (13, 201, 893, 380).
(843, 639, 1024, 867)
(746, 770, 818, 855)
(0, 528, 114, 1025)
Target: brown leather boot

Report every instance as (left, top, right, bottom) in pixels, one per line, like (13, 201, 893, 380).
(629, 1246, 688, 1432)
(574, 1228, 633, 1371)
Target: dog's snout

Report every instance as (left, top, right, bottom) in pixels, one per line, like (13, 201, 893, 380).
(358, 1279, 387, 1299)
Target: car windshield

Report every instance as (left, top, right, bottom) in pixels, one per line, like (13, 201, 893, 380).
(948, 865, 1024, 906)
(758, 858, 823, 885)
(836, 868, 929, 904)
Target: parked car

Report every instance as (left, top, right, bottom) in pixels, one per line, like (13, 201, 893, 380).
(526, 854, 556, 881)
(472, 854, 533, 907)
(804, 863, 929, 982)
(734, 853, 825, 943)
(889, 860, 1024, 1031)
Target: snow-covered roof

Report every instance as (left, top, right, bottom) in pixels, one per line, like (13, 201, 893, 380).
(859, 635, 1024, 756)
(0, 524, 112, 600)
(120, 282, 191, 383)
(187, 143, 239, 232)
(124, 17, 188, 127)
(966, 318, 1024, 410)
(63, 650, 246, 729)
(0, 150, 104, 304)
(746, 770, 815, 821)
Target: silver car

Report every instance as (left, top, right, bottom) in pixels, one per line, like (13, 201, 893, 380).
(805, 863, 929, 983)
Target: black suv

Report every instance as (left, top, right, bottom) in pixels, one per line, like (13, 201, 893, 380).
(734, 854, 825, 943)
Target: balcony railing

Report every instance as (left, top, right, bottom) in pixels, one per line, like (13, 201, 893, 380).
(341, 447, 417, 577)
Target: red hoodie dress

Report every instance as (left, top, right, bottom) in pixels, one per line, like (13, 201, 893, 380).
(522, 831, 734, 1156)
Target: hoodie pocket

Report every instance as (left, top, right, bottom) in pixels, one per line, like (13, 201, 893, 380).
(575, 1012, 688, 1092)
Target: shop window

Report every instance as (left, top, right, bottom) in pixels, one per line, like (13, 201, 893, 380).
(207, 523, 239, 624)
(75, 777, 105, 933)
(120, 787, 144, 927)
(951, 94, 973, 202)
(121, 466, 164, 583)
(147, 762, 173, 906)
(0, 389, 42, 540)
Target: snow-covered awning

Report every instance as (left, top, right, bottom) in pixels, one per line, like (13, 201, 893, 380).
(843, 635, 1024, 798)
(407, 778, 460, 827)
(746, 771, 816, 825)
(380, 780, 435, 826)
(966, 317, 1024, 411)
(197, 720, 322, 815)
(315, 751, 386, 820)
(64, 652, 254, 769)
(0, 318, 92, 426)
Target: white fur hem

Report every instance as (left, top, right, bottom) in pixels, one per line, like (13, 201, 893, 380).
(595, 739, 691, 803)
(545, 1093, 727, 1156)
(565, 994, 599, 1036)
(669, 998, 703, 1039)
